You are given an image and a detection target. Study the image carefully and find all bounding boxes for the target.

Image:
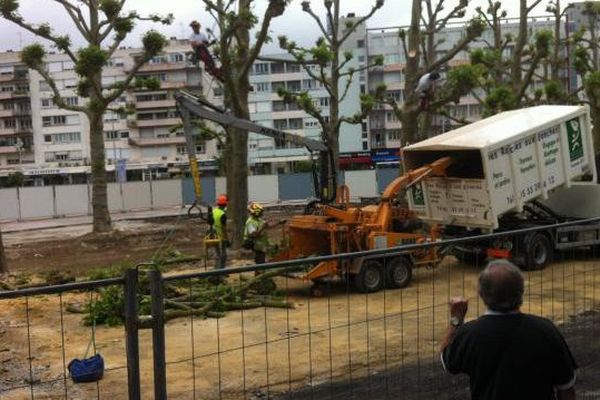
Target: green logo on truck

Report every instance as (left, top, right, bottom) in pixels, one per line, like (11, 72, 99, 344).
(566, 117, 583, 161)
(411, 183, 425, 206)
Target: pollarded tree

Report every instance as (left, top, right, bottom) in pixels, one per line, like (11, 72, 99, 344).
(389, 0, 485, 143)
(0, 0, 171, 233)
(202, 0, 288, 247)
(471, 0, 555, 115)
(277, 0, 385, 188)
(572, 1, 600, 153)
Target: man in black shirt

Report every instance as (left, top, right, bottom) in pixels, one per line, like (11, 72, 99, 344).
(440, 260, 577, 400)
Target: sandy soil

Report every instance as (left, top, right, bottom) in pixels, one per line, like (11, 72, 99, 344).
(1, 216, 600, 399)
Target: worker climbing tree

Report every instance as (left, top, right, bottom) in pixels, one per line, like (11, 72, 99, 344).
(189, 20, 223, 82)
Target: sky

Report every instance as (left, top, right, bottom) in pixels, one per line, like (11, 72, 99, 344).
(0, 0, 552, 54)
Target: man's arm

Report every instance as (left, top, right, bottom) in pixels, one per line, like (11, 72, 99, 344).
(440, 297, 469, 373)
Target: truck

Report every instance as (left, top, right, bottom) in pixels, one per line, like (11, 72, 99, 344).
(403, 105, 600, 270)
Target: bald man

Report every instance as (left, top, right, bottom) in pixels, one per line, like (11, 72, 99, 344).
(440, 260, 577, 400)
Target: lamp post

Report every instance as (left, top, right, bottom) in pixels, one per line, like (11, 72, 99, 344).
(15, 137, 23, 171)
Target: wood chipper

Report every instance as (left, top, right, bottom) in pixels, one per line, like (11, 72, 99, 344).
(271, 157, 453, 294)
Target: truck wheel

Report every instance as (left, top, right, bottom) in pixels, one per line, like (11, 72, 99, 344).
(353, 260, 384, 293)
(385, 257, 413, 288)
(524, 233, 553, 270)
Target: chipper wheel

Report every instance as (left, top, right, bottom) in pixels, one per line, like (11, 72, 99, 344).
(352, 260, 384, 293)
(384, 257, 413, 289)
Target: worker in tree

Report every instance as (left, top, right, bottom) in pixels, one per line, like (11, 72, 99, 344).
(243, 202, 284, 265)
(189, 20, 223, 82)
(415, 70, 441, 109)
(207, 194, 229, 269)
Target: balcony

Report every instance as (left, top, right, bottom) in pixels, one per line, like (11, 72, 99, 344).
(0, 73, 28, 83)
(128, 136, 186, 147)
(135, 99, 176, 109)
(135, 117, 180, 128)
(138, 62, 189, 72)
(0, 145, 18, 154)
(0, 90, 29, 100)
(0, 108, 31, 118)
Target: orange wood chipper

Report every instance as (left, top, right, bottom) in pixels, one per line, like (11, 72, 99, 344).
(271, 157, 453, 294)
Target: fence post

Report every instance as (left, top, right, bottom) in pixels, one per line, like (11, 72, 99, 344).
(149, 269, 167, 400)
(124, 268, 141, 400)
(16, 186, 22, 221)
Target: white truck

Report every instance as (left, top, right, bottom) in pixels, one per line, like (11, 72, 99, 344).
(402, 105, 600, 269)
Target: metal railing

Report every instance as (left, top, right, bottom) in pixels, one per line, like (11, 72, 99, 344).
(1, 218, 600, 399)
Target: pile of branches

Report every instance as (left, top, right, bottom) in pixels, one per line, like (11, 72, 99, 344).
(69, 268, 294, 327)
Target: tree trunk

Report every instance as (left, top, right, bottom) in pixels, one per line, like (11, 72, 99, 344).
(0, 226, 7, 274)
(401, 0, 423, 145)
(512, 0, 528, 102)
(89, 103, 112, 233)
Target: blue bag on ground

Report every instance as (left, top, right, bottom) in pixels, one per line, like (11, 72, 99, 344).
(68, 353, 104, 383)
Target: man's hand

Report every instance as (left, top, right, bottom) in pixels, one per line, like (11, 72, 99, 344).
(449, 297, 468, 323)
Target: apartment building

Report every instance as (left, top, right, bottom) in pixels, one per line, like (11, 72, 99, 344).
(0, 52, 34, 172)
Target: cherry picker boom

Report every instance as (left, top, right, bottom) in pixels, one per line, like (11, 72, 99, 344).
(174, 90, 336, 212)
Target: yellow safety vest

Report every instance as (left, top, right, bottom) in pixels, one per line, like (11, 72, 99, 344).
(212, 207, 226, 239)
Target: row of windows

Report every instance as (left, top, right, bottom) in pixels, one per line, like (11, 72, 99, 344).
(137, 110, 178, 120)
(45, 150, 83, 162)
(176, 143, 206, 155)
(41, 96, 79, 108)
(3, 102, 30, 112)
(3, 118, 32, 130)
(149, 53, 185, 65)
(42, 114, 80, 127)
(252, 62, 305, 75)
(0, 136, 32, 147)
(43, 132, 81, 144)
(1, 84, 29, 93)
(136, 93, 168, 102)
(105, 130, 130, 140)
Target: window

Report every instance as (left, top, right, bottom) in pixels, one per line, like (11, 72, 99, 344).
(42, 115, 67, 127)
(271, 81, 285, 93)
(302, 79, 316, 90)
(1, 85, 13, 92)
(169, 53, 184, 63)
(65, 96, 78, 106)
(4, 119, 16, 128)
(63, 61, 75, 71)
(254, 63, 270, 75)
(271, 62, 285, 74)
(3, 103, 13, 110)
(286, 63, 300, 73)
(255, 82, 270, 92)
(45, 132, 81, 144)
(289, 118, 303, 129)
(287, 80, 301, 92)
(272, 101, 286, 112)
(273, 119, 288, 130)
(19, 119, 32, 129)
(357, 39, 365, 48)
(319, 97, 329, 107)
(120, 131, 129, 138)
(387, 130, 401, 140)
(176, 145, 186, 155)
(196, 142, 206, 154)
(105, 131, 120, 140)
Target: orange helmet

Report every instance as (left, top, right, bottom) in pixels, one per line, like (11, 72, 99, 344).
(216, 194, 228, 206)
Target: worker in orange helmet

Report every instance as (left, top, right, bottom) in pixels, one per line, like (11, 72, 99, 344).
(209, 194, 229, 269)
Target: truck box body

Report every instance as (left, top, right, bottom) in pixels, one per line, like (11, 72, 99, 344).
(402, 106, 596, 230)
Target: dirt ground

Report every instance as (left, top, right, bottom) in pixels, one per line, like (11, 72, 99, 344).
(1, 215, 600, 399)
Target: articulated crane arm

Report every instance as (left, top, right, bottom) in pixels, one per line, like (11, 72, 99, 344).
(174, 90, 336, 211)
(371, 156, 453, 231)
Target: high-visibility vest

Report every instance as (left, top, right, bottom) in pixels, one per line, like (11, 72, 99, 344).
(212, 207, 226, 239)
(244, 216, 268, 252)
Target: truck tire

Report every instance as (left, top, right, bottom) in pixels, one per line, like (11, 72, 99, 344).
(353, 260, 384, 293)
(385, 257, 413, 288)
(524, 233, 553, 270)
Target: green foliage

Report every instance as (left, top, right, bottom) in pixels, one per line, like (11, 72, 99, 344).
(135, 76, 161, 90)
(437, 64, 484, 104)
(20, 43, 45, 68)
(0, 0, 18, 17)
(310, 37, 333, 64)
(142, 30, 167, 56)
(76, 78, 92, 98)
(99, 0, 121, 20)
(36, 23, 51, 37)
(54, 35, 71, 51)
(544, 80, 565, 103)
(584, 71, 600, 102)
(75, 46, 108, 76)
(114, 18, 134, 41)
(466, 17, 486, 38)
(85, 285, 126, 326)
(484, 86, 518, 115)
(534, 29, 553, 58)
(5, 171, 24, 187)
(573, 45, 591, 74)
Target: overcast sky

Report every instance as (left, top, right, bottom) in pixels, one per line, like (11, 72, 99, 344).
(0, 0, 552, 54)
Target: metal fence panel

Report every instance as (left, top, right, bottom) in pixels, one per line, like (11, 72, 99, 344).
(107, 182, 123, 212)
(152, 180, 182, 208)
(181, 177, 216, 205)
(278, 173, 314, 200)
(55, 184, 89, 217)
(249, 175, 278, 202)
(122, 181, 152, 211)
(376, 168, 398, 194)
(19, 186, 54, 219)
(344, 170, 378, 199)
(0, 187, 19, 220)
